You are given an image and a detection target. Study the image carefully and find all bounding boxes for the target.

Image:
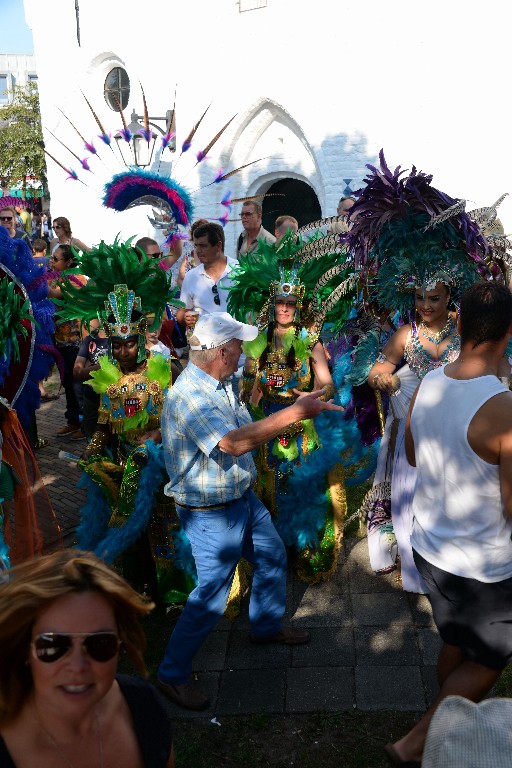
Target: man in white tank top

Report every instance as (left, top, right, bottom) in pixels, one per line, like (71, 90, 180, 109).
(385, 282, 512, 767)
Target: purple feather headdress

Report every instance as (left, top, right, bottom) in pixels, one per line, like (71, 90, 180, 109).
(342, 150, 500, 315)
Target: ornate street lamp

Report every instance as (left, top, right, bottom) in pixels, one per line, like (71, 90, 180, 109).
(114, 109, 175, 169)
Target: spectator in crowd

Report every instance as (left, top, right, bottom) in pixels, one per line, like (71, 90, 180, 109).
(135, 237, 162, 262)
(48, 244, 87, 439)
(42, 211, 51, 242)
(337, 196, 356, 217)
(32, 238, 48, 268)
(31, 212, 43, 244)
(16, 206, 32, 239)
(49, 216, 89, 256)
(0, 549, 174, 767)
(236, 201, 275, 259)
(386, 282, 512, 766)
(330, 196, 356, 234)
(177, 219, 209, 287)
(135, 236, 182, 276)
(135, 237, 188, 357)
(0, 207, 30, 242)
(180, 222, 236, 316)
(274, 214, 299, 245)
(156, 312, 344, 710)
(73, 324, 109, 440)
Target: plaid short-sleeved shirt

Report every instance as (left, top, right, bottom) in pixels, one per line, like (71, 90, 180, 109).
(161, 362, 256, 506)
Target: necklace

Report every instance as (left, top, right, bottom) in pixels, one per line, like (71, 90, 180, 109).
(420, 315, 454, 345)
(35, 704, 104, 768)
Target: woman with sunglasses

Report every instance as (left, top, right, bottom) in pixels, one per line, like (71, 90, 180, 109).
(49, 216, 89, 256)
(0, 550, 174, 768)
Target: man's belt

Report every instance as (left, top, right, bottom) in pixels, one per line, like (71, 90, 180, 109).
(177, 499, 237, 511)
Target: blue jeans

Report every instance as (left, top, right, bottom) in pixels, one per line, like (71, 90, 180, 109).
(158, 489, 287, 685)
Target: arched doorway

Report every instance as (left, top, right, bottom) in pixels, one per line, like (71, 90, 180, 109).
(261, 178, 321, 232)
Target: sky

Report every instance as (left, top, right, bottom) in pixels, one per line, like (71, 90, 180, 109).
(0, 0, 34, 54)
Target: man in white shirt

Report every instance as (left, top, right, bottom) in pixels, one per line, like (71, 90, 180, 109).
(387, 281, 512, 767)
(180, 222, 236, 315)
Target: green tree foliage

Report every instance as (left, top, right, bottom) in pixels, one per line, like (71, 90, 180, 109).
(0, 82, 46, 198)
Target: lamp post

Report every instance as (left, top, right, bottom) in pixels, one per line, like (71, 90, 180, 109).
(114, 109, 175, 169)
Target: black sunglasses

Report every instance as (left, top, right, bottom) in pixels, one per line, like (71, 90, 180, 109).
(0, 216, 14, 221)
(212, 284, 221, 305)
(32, 632, 121, 663)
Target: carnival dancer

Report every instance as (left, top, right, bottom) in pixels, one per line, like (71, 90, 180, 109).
(55, 239, 193, 605)
(0, 229, 61, 570)
(228, 229, 359, 582)
(346, 152, 507, 593)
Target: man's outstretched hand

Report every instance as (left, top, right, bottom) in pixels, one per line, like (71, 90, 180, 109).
(292, 388, 344, 419)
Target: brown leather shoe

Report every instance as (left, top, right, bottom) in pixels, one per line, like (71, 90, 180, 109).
(250, 626, 311, 646)
(56, 423, 80, 436)
(70, 428, 86, 441)
(156, 679, 210, 711)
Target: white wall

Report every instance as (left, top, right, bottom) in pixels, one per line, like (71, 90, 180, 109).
(23, 0, 512, 252)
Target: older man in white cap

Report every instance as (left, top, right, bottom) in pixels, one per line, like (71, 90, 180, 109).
(157, 312, 344, 711)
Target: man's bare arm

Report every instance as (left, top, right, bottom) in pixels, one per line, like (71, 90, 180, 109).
(218, 388, 343, 457)
(498, 403, 512, 521)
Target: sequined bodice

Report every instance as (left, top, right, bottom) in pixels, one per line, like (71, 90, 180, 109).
(404, 322, 460, 380)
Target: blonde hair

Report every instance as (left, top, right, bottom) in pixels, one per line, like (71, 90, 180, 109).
(0, 206, 17, 229)
(0, 550, 154, 726)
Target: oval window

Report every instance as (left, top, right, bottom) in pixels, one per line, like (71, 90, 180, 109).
(104, 67, 130, 111)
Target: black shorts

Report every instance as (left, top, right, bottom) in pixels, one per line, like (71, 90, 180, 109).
(413, 550, 512, 670)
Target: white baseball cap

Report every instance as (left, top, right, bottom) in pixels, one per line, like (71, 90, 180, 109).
(423, 695, 512, 768)
(189, 312, 258, 350)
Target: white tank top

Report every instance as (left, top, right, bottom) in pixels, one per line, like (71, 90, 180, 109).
(410, 367, 512, 582)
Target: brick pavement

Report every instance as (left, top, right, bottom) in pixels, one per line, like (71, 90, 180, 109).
(33, 374, 440, 716)
(35, 374, 83, 545)
(161, 537, 440, 718)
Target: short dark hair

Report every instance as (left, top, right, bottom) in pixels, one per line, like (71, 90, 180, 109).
(242, 200, 262, 216)
(32, 238, 48, 254)
(55, 243, 74, 262)
(135, 237, 159, 252)
(460, 281, 512, 348)
(193, 222, 225, 250)
(190, 219, 209, 238)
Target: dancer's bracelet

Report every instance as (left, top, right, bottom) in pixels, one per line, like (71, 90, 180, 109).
(88, 430, 108, 454)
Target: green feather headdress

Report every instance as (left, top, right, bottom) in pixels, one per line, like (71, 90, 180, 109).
(227, 230, 356, 336)
(55, 237, 184, 362)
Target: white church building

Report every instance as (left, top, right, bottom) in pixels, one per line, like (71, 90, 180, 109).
(23, 0, 511, 254)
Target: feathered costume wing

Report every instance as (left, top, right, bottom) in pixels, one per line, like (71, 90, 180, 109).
(0, 229, 61, 569)
(0, 228, 57, 433)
